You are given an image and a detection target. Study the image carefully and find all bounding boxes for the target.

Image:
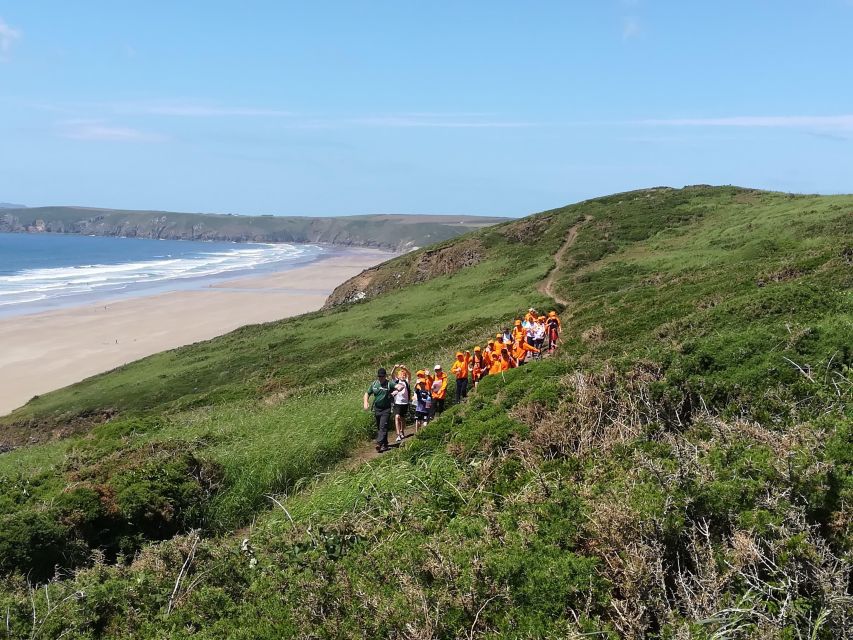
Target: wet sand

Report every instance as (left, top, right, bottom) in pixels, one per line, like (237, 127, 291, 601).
(0, 249, 388, 416)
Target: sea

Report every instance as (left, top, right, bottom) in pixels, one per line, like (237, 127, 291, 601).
(0, 232, 324, 317)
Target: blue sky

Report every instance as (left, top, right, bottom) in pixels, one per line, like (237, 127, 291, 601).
(1, 1, 852, 217)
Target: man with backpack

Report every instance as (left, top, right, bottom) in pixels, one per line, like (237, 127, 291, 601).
(364, 368, 395, 453)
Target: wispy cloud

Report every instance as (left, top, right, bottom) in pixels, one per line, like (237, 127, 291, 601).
(135, 103, 294, 117)
(640, 115, 853, 130)
(622, 17, 642, 40)
(60, 120, 167, 142)
(348, 115, 536, 128)
(96, 101, 294, 118)
(0, 17, 21, 61)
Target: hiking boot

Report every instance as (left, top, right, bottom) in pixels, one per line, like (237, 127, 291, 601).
(378, 445, 390, 453)
(395, 434, 403, 443)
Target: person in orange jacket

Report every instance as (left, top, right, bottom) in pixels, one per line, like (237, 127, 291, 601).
(470, 346, 487, 388)
(451, 351, 469, 403)
(524, 307, 537, 324)
(488, 351, 504, 375)
(546, 310, 562, 352)
(513, 333, 540, 365)
(511, 319, 526, 343)
(484, 339, 497, 361)
(430, 364, 448, 417)
(500, 346, 516, 370)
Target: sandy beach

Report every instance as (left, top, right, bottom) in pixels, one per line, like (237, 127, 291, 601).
(0, 249, 389, 416)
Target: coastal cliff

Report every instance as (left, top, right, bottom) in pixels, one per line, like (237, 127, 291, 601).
(0, 207, 507, 251)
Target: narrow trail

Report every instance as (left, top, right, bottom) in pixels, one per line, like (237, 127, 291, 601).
(538, 215, 591, 307)
(280, 217, 595, 489)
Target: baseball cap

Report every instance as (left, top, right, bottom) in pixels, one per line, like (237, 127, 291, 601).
(377, 368, 387, 377)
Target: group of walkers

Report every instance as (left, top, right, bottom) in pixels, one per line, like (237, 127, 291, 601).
(364, 308, 562, 452)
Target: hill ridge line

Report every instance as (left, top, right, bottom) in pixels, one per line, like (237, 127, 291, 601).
(538, 215, 591, 307)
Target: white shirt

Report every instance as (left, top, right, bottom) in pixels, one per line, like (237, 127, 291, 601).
(394, 380, 410, 405)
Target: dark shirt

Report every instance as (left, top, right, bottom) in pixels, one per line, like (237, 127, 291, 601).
(367, 379, 394, 412)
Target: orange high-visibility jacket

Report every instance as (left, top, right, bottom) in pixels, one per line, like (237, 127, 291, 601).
(451, 358, 467, 380)
(513, 341, 539, 363)
(512, 326, 526, 342)
(432, 372, 448, 399)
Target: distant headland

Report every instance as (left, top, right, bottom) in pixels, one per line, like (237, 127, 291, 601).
(0, 205, 508, 251)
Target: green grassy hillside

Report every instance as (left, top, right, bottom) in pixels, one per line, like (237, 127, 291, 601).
(0, 186, 850, 639)
(0, 206, 506, 250)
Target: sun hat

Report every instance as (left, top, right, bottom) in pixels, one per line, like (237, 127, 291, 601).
(434, 364, 442, 370)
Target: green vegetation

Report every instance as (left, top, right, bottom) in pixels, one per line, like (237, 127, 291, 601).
(0, 206, 507, 250)
(0, 186, 850, 638)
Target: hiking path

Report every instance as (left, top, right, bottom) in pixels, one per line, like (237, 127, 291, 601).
(538, 215, 591, 307)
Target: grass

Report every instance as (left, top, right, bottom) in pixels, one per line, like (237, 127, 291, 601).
(0, 185, 850, 638)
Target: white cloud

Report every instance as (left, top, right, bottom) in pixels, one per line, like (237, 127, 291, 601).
(60, 120, 167, 142)
(640, 115, 853, 130)
(0, 18, 21, 60)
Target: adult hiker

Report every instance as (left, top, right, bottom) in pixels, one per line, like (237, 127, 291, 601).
(451, 351, 469, 403)
(431, 364, 448, 417)
(413, 370, 432, 433)
(390, 364, 411, 443)
(364, 367, 394, 453)
(546, 310, 562, 352)
(512, 333, 540, 365)
(502, 327, 513, 346)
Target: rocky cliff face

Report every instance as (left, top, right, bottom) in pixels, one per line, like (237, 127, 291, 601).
(323, 237, 485, 307)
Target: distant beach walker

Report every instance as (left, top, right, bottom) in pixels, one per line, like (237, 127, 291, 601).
(0, 232, 323, 316)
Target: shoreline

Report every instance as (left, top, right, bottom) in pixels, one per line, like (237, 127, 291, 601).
(0, 248, 391, 417)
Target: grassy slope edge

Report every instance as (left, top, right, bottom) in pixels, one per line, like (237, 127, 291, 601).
(0, 186, 850, 639)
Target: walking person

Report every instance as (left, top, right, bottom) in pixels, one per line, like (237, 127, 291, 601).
(451, 352, 469, 403)
(431, 364, 448, 417)
(413, 370, 432, 433)
(390, 365, 411, 443)
(532, 315, 547, 353)
(470, 346, 486, 389)
(363, 368, 394, 453)
(546, 310, 561, 352)
(512, 333, 539, 365)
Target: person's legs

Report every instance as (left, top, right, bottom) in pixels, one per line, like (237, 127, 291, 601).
(375, 410, 390, 450)
(435, 398, 445, 415)
(394, 407, 403, 440)
(397, 405, 407, 439)
(460, 377, 469, 399)
(455, 378, 463, 403)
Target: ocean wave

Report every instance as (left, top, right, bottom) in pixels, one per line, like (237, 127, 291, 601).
(0, 242, 321, 308)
